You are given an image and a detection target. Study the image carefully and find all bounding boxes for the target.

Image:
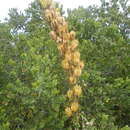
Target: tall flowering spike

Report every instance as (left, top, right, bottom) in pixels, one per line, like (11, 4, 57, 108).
(39, 0, 84, 117)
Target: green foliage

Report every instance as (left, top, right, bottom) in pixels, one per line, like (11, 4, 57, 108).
(0, 0, 130, 129)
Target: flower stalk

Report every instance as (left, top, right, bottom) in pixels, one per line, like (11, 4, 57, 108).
(39, 0, 84, 117)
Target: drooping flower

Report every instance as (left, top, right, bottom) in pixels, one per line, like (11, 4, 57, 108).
(65, 107, 73, 117)
(57, 16, 65, 24)
(56, 37, 62, 44)
(73, 85, 82, 97)
(74, 67, 82, 77)
(67, 89, 73, 99)
(70, 31, 76, 40)
(69, 76, 77, 84)
(73, 51, 80, 64)
(63, 33, 70, 40)
(71, 102, 79, 112)
(49, 31, 57, 40)
(69, 40, 78, 51)
(73, 51, 80, 59)
(45, 9, 52, 21)
(65, 51, 72, 61)
(57, 44, 65, 55)
(62, 59, 69, 70)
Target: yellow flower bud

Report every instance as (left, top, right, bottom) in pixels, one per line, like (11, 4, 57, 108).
(63, 33, 70, 40)
(69, 76, 77, 84)
(73, 51, 80, 59)
(71, 102, 79, 112)
(57, 24, 67, 33)
(51, 19, 58, 28)
(70, 31, 76, 40)
(50, 9, 56, 17)
(67, 89, 73, 99)
(45, 9, 50, 14)
(55, 11, 60, 17)
(45, 10, 52, 21)
(57, 16, 65, 24)
(74, 67, 82, 77)
(73, 51, 80, 63)
(73, 85, 82, 97)
(65, 52, 72, 61)
(73, 58, 80, 64)
(56, 37, 62, 44)
(65, 107, 73, 117)
(57, 25, 63, 33)
(62, 22, 68, 32)
(49, 31, 57, 40)
(62, 59, 69, 69)
(69, 40, 78, 50)
(57, 44, 64, 54)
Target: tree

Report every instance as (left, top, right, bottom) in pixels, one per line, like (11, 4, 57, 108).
(0, 0, 130, 129)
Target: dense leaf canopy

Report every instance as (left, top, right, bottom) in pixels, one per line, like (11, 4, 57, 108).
(0, 0, 130, 129)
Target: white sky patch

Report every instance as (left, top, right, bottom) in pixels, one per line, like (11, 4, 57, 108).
(0, 0, 101, 21)
(55, 0, 101, 9)
(0, 0, 33, 21)
(0, 0, 130, 21)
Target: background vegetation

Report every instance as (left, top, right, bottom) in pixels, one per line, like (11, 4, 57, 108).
(0, 0, 130, 129)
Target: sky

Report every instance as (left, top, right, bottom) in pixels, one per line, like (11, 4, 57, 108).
(0, 0, 101, 21)
(0, 0, 130, 21)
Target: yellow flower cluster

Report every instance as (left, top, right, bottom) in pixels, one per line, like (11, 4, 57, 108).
(65, 102, 79, 117)
(67, 85, 82, 99)
(40, 0, 84, 117)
